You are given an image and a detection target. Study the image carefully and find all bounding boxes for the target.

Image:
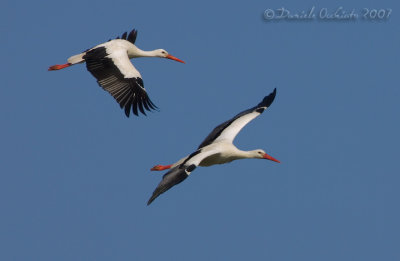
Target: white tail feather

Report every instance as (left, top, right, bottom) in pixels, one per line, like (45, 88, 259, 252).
(67, 53, 85, 64)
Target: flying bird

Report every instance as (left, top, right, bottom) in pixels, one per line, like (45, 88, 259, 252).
(48, 29, 185, 117)
(147, 88, 279, 205)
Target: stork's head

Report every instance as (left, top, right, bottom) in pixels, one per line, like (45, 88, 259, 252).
(253, 149, 280, 163)
(155, 49, 185, 63)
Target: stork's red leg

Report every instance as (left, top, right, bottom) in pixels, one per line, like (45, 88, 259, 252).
(48, 63, 72, 71)
(150, 164, 173, 171)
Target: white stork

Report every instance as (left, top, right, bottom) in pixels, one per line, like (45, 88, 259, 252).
(148, 88, 279, 205)
(48, 29, 185, 117)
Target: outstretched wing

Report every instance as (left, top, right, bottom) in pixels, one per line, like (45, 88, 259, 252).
(147, 148, 218, 205)
(198, 88, 277, 148)
(83, 46, 157, 117)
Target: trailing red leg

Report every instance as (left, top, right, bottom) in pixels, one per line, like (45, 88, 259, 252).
(48, 63, 72, 71)
(150, 164, 173, 171)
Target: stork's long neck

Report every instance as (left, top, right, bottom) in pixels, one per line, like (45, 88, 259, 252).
(229, 147, 258, 160)
(129, 47, 159, 58)
(238, 150, 259, 159)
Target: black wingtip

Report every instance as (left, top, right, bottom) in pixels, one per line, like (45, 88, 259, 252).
(147, 196, 156, 206)
(254, 88, 277, 113)
(261, 88, 277, 108)
(124, 108, 130, 118)
(146, 188, 162, 206)
(267, 88, 277, 106)
(127, 29, 138, 44)
(124, 96, 157, 117)
(146, 167, 191, 206)
(113, 29, 137, 44)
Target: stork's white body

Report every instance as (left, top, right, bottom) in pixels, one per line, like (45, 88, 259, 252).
(199, 143, 255, 166)
(49, 29, 184, 117)
(148, 89, 280, 205)
(67, 40, 163, 65)
(170, 142, 258, 168)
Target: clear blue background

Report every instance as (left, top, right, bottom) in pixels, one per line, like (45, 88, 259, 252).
(1, 0, 399, 260)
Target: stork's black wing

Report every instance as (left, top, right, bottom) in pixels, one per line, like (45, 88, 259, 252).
(198, 88, 276, 148)
(83, 46, 157, 117)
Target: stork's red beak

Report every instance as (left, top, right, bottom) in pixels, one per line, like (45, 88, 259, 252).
(263, 153, 280, 163)
(166, 54, 185, 64)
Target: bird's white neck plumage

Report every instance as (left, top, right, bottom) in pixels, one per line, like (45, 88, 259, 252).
(221, 143, 262, 159)
(231, 148, 263, 159)
(136, 49, 159, 57)
(128, 46, 161, 58)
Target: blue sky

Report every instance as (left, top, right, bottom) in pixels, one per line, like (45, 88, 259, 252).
(1, 0, 399, 260)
